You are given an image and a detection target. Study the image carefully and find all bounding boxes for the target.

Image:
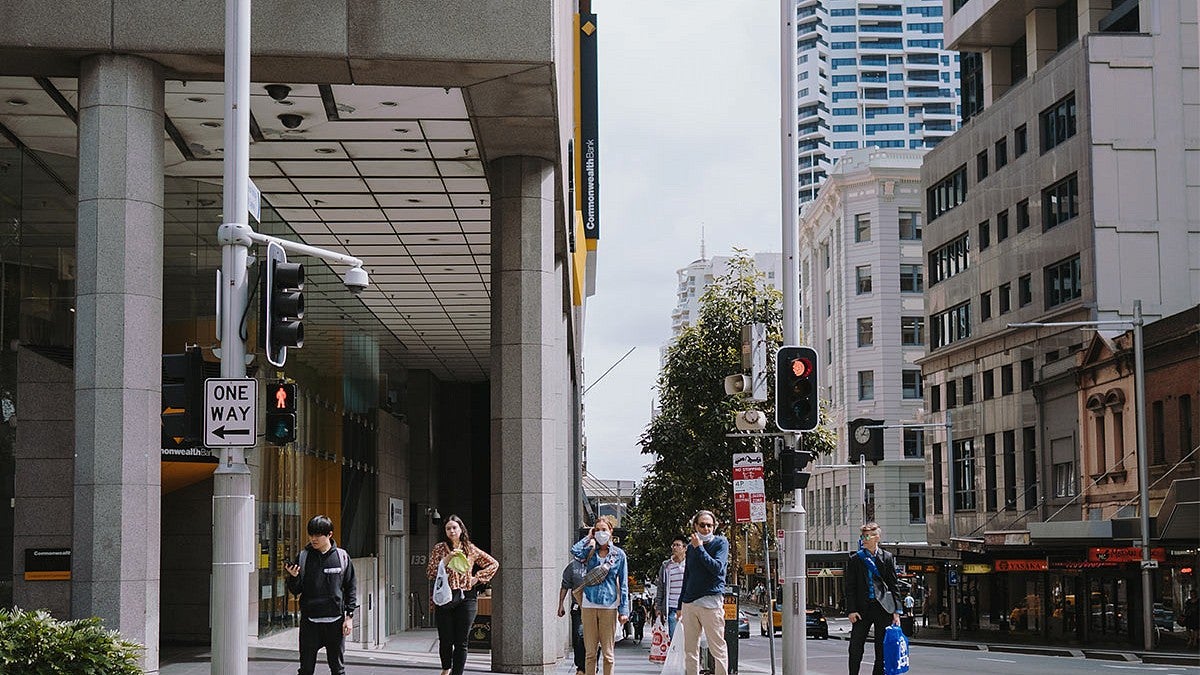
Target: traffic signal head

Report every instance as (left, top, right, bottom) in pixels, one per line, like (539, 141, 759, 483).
(268, 381, 297, 413)
(261, 241, 304, 368)
(780, 446, 814, 491)
(161, 347, 205, 448)
(775, 346, 819, 432)
(265, 412, 296, 445)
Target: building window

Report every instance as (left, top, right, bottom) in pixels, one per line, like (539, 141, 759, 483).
(899, 211, 922, 240)
(954, 439, 977, 511)
(930, 383, 942, 412)
(1042, 174, 1080, 230)
(930, 302, 971, 349)
(1181, 395, 1194, 459)
(1056, 0, 1079, 48)
(984, 434, 998, 511)
(1016, 199, 1030, 232)
(960, 51, 984, 123)
(855, 213, 872, 242)
(904, 429, 925, 459)
(1023, 427, 1038, 509)
(980, 291, 992, 320)
(901, 316, 925, 345)
(857, 317, 874, 347)
(900, 264, 924, 293)
(1045, 254, 1082, 308)
(1153, 400, 1166, 463)
(1113, 409, 1126, 467)
(997, 209, 1009, 241)
(1053, 461, 1076, 497)
(1040, 93, 1077, 153)
(1010, 35, 1028, 83)
(1001, 364, 1014, 395)
(1018, 274, 1032, 307)
(962, 375, 975, 404)
(983, 369, 995, 399)
(825, 290, 831, 317)
(1021, 358, 1034, 390)
(979, 220, 990, 250)
(928, 232, 970, 285)
(822, 241, 830, 269)
(856, 265, 873, 294)
(946, 379, 957, 409)
(859, 371, 875, 400)
(909, 483, 927, 524)
(1014, 124, 1028, 156)
(932, 442, 944, 515)
(995, 138, 1008, 168)
(1003, 430, 1017, 510)
(1094, 413, 1108, 474)
(976, 150, 989, 181)
(903, 370, 923, 399)
(998, 283, 1011, 314)
(927, 165, 968, 222)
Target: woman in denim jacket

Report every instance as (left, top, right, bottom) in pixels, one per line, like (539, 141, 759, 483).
(570, 515, 630, 675)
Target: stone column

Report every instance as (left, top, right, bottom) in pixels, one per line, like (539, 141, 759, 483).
(73, 53, 164, 673)
(983, 47, 1012, 107)
(489, 156, 564, 674)
(1026, 8, 1059, 75)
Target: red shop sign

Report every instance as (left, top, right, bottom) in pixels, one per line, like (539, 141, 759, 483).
(1088, 547, 1166, 563)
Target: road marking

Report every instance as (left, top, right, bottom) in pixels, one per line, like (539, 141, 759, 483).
(978, 657, 1016, 663)
(1100, 666, 1180, 672)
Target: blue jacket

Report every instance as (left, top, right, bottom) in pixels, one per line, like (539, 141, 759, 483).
(571, 537, 631, 617)
(678, 535, 728, 606)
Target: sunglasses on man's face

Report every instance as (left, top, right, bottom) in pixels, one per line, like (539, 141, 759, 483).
(696, 522, 715, 529)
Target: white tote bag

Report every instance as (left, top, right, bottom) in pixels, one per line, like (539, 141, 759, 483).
(432, 559, 453, 606)
(660, 620, 685, 675)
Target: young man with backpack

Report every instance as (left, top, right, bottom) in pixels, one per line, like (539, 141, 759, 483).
(285, 515, 358, 675)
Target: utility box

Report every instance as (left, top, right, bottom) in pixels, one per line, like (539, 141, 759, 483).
(704, 585, 740, 674)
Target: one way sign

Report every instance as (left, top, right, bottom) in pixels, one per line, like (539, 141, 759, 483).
(204, 378, 258, 447)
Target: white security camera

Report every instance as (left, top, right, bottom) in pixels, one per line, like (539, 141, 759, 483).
(734, 409, 767, 432)
(724, 374, 751, 396)
(343, 266, 369, 295)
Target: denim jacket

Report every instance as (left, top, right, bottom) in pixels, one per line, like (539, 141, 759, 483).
(570, 536, 631, 617)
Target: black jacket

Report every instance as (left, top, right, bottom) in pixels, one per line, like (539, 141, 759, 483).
(286, 544, 358, 620)
(843, 548, 901, 616)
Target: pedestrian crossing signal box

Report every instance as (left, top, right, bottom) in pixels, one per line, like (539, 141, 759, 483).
(265, 381, 297, 445)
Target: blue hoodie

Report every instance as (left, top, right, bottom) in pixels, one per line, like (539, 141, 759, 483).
(678, 535, 728, 606)
(571, 536, 631, 617)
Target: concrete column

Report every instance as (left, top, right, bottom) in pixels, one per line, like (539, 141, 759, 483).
(73, 53, 164, 673)
(1026, 8, 1059, 75)
(982, 47, 1013, 107)
(489, 156, 564, 674)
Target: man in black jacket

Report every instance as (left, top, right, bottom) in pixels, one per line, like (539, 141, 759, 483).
(844, 522, 901, 675)
(286, 515, 358, 675)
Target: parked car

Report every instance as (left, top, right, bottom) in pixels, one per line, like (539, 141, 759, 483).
(1154, 603, 1175, 630)
(758, 601, 828, 639)
(738, 611, 750, 638)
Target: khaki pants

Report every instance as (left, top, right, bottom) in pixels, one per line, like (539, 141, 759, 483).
(580, 607, 617, 675)
(680, 601, 727, 675)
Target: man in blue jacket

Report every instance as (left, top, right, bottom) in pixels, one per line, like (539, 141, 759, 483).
(677, 510, 729, 675)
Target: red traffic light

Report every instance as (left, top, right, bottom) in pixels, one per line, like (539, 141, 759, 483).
(790, 357, 814, 378)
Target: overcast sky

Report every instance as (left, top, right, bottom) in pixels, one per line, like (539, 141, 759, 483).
(582, 1, 785, 481)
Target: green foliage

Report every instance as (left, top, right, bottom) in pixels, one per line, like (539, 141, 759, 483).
(623, 252, 837, 579)
(0, 608, 143, 674)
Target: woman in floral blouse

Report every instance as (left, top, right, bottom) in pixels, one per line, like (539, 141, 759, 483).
(425, 515, 499, 675)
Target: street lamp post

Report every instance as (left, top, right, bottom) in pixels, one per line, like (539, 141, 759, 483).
(1009, 299, 1154, 650)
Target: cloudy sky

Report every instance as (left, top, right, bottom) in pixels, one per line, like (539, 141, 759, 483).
(582, 1, 787, 480)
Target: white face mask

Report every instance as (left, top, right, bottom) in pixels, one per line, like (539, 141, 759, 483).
(699, 532, 715, 543)
(594, 530, 611, 545)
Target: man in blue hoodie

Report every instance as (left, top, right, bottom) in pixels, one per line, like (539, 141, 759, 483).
(677, 509, 729, 675)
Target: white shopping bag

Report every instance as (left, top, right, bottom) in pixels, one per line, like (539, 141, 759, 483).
(660, 621, 685, 675)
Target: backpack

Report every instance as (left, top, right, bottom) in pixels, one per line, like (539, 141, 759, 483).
(298, 546, 350, 579)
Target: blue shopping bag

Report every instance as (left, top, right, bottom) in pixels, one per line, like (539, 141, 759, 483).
(883, 623, 910, 675)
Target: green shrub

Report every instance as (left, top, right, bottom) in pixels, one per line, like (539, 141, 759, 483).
(0, 607, 143, 674)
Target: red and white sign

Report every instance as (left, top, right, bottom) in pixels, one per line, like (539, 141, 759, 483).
(733, 452, 766, 523)
(1088, 547, 1166, 563)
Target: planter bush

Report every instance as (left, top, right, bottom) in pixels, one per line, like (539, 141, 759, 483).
(0, 607, 143, 674)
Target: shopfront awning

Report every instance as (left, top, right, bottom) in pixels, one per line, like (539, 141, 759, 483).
(1156, 477, 1199, 542)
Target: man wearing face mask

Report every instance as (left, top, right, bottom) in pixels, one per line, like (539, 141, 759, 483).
(844, 522, 901, 675)
(677, 510, 729, 675)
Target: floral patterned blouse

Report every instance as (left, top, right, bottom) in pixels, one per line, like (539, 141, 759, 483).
(425, 541, 499, 591)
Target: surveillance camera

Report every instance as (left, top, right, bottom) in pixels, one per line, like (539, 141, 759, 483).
(265, 84, 291, 101)
(278, 113, 303, 130)
(343, 266, 369, 295)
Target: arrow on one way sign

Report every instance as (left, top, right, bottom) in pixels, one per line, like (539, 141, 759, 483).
(204, 378, 258, 448)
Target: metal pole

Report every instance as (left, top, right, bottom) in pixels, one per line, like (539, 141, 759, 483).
(860, 461, 867, 524)
(213, 0, 254, 671)
(1133, 299, 1154, 651)
(764, 524, 776, 675)
(946, 409, 957, 641)
(779, 0, 806, 669)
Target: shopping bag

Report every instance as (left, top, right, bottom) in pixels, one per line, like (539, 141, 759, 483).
(660, 621, 684, 675)
(432, 559, 453, 606)
(883, 623, 910, 675)
(649, 619, 668, 663)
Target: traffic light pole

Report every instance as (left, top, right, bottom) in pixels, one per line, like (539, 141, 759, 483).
(778, 0, 806, 670)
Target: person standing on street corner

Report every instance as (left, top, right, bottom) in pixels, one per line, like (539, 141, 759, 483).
(678, 510, 730, 675)
(571, 515, 630, 675)
(655, 535, 688, 639)
(425, 515, 499, 675)
(285, 515, 358, 675)
(844, 522, 902, 675)
(557, 556, 587, 675)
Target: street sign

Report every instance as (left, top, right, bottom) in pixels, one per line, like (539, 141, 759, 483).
(1140, 560, 1159, 570)
(732, 452, 766, 523)
(248, 178, 261, 222)
(947, 570, 959, 587)
(204, 378, 258, 447)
